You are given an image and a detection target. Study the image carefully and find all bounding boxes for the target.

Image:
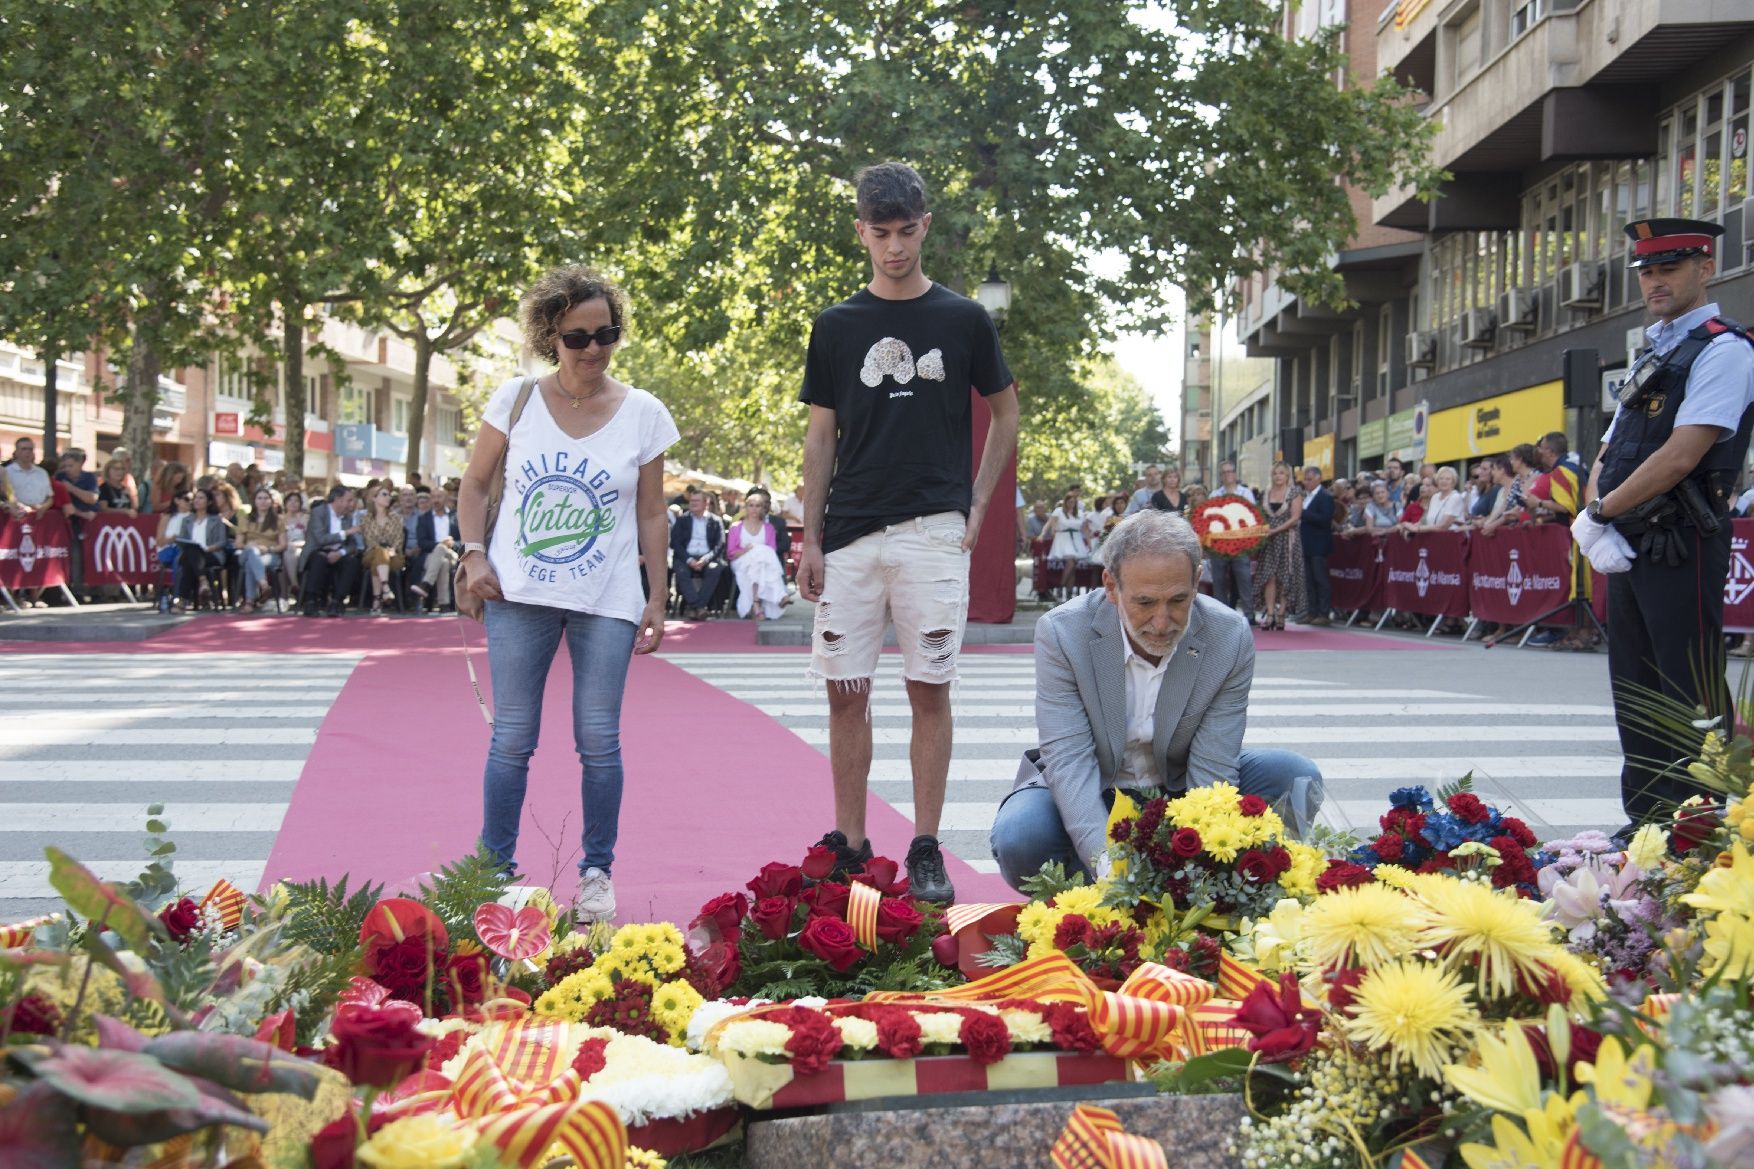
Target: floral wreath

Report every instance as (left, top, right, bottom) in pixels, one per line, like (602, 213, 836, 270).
(1188, 497, 1267, 559)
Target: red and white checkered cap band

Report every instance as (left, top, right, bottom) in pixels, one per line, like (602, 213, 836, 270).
(1633, 234, 1713, 257)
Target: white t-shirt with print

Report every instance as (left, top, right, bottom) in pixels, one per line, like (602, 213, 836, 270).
(482, 376, 679, 624)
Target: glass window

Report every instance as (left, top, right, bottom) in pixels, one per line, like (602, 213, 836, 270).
(338, 383, 375, 426)
(1729, 69, 1749, 205)
(391, 397, 410, 435)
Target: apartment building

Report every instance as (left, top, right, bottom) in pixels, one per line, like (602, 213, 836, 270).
(1230, 0, 1753, 479)
(0, 318, 504, 487)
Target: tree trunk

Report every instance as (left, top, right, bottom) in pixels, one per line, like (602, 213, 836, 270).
(282, 307, 307, 483)
(407, 330, 432, 484)
(122, 329, 159, 480)
(41, 341, 59, 462)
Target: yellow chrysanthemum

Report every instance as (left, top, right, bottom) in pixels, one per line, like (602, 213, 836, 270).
(610, 924, 645, 954)
(1372, 863, 1417, 890)
(1052, 885, 1107, 917)
(1343, 959, 1480, 1080)
(1625, 824, 1669, 871)
(626, 1147, 668, 1169)
(1543, 947, 1608, 1007)
(1200, 822, 1244, 864)
(647, 941, 687, 978)
(1444, 1021, 1544, 1116)
(533, 968, 615, 1020)
(1412, 877, 1563, 1000)
(1016, 901, 1056, 948)
(1681, 842, 1754, 917)
(1300, 883, 1419, 971)
(649, 980, 704, 1041)
(1278, 843, 1327, 899)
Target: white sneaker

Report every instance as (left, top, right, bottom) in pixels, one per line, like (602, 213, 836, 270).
(574, 868, 616, 924)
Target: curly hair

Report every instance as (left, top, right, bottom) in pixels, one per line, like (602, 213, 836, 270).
(520, 265, 629, 365)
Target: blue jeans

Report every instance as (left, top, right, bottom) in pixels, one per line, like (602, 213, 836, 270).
(480, 599, 638, 876)
(989, 749, 1324, 892)
(1207, 556, 1255, 623)
(241, 545, 281, 602)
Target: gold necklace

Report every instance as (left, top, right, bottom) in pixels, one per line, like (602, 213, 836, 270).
(554, 374, 606, 410)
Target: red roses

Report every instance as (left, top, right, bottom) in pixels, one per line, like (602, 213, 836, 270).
(1169, 828, 1204, 859)
(325, 999, 433, 1087)
(1234, 972, 1320, 1063)
(1236, 847, 1292, 884)
(875, 898, 923, 945)
(1237, 794, 1269, 817)
(797, 917, 864, 971)
(157, 897, 201, 944)
(746, 862, 804, 901)
(751, 896, 797, 941)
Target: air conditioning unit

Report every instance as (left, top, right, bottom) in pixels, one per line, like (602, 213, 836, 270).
(1559, 262, 1604, 310)
(1498, 288, 1537, 331)
(1405, 330, 1437, 368)
(1463, 307, 1498, 348)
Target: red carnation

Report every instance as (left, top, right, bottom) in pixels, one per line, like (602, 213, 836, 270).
(797, 916, 864, 972)
(851, 856, 910, 898)
(1316, 860, 1375, 894)
(1053, 913, 1093, 951)
(1238, 795, 1269, 818)
(1499, 816, 1537, 848)
(746, 862, 804, 901)
(1446, 793, 1490, 824)
(874, 898, 923, 946)
(1489, 836, 1537, 890)
(1325, 966, 1367, 1013)
(571, 1035, 610, 1080)
(158, 897, 201, 944)
(750, 896, 797, 941)
(1189, 933, 1222, 977)
(1, 993, 62, 1037)
(801, 846, 840, 882)
(1373, 833, 1405, 862)
(870, 1005, 924, 1058)
(1234, 971, 1320, 1063)
(1110, 818, 1135, 843)
(1170, 828, 1203, 859)
(800, 881, 850, 920)
(958, 1009, 1012, 1064)
(1042, 1002, 1100, 1051)
(1381, 806, 1428, 841)
(765, 1006, 841, 1076)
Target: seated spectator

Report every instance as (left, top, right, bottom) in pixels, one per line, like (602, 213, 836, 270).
(211, 482, 244, 603)
(407, 488, 454, 612)
(1402, 466, 1467, 533)
(150, 461, 190, 515)
(1126, 465, 1163, 514)
(282, 490, 310, 595)
(299, 485, 362, 618)
(669, 486, 726, 620)
(97, 457, 138, 514)
(1025, 499, 1050, 540)
(359, 485, 407, 615)
(1043, 484, 1093, 596)
(236, 487, 284, 612)
(165, 487, 227, 612)
(728, 488, 790, 621)
(989, 510, 1323, 889)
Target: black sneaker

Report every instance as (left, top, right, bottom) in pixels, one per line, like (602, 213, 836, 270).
(814, 830, 873, 880)
(905, 835, 955, 905)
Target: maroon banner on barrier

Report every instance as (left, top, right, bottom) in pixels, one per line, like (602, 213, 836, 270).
(0, 508, 72, 590)
(1467, 523, 1573, 625)
(1328, 534, 1385, 612)
(1725, 519, 1754, 632)
(1382, 530, 1469, 618)
(84, 513, 163, 587)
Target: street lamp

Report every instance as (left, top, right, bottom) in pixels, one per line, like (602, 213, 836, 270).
(975, 263, 1011, 328)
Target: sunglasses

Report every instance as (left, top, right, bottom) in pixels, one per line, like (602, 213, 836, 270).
(558, 325, 623, 350)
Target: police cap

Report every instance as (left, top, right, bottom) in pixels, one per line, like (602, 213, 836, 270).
(1623, 217, 1725, 268)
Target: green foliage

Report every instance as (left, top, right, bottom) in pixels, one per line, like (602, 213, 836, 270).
(416, 846, 513, 945)
(1018, 860, 1088, 902)
(44, 848, 160, 954)
(268, 875, 382, 960)
(124, 804, 178, 912)
(731, 903, 953, 1001)
(1435, 773, 1476, 804)
(974, 931, 1029, 970)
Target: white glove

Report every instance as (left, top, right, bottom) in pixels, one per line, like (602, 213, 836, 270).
(1571, 511, 1636, 574)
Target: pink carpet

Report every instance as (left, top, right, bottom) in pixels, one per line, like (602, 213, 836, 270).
(260, 641, 1014, 924)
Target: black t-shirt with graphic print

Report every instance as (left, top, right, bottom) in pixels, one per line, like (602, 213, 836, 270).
(800, 282, 1013, 553)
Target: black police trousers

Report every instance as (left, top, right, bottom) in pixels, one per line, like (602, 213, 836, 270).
(1606, 520, 1731, 822)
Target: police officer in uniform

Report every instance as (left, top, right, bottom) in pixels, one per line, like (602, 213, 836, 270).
(1573, 218, 1754, 834)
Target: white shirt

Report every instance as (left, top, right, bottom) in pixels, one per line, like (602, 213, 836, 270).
(4, 463, 51, 507)
(482, 376, 680, 623)
(1113, 634, 1178, 790)
(328, 506, 344, 538)
(1212, 483, 1257, 504)
(685, 514, 711, 557)
(1422, 488, 1467, 529)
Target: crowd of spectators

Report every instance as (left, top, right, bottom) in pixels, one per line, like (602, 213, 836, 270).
(1020, 431, 1599, 648)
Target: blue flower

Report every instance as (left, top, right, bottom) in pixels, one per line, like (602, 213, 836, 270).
(1389, 786, 1432, 810)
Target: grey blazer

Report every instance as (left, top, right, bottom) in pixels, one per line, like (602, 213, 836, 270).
(298, 501, 359, 573)
(1011, 590, 1254, 867)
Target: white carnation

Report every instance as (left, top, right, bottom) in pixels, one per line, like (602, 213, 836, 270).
(686, 999, 767, 1052)
(716, 1019, 794, 1060)
(1000, 1008, 1052, 1046)
(914, 1011, 964, 1046)
(834, 1016, 880, 1052)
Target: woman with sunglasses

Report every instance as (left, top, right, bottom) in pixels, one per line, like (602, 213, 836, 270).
(456, 265, 679, 923)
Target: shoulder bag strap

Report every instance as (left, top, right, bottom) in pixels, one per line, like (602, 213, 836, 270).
(458, 374, 540, 729)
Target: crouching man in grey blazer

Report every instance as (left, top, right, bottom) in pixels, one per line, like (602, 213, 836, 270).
(991, 509, 1323, 891)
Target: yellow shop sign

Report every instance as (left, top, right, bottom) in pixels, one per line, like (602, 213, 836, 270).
(1427, 381, 1562, 463)
(1304, 433, 1335, 479)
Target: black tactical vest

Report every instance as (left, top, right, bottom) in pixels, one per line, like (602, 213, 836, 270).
(1598, 316, 1754, 498)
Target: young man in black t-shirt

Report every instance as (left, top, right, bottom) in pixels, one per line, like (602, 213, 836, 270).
(797, 162, 1020, 904)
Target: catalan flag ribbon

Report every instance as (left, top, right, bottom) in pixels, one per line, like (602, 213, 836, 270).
(444, 1017, 627, 1169)
(198, 879, 248, 931)
(0, 913, 61, 949)
(1051, 1104, 1168, 1169)
(846, 880, 881, 950)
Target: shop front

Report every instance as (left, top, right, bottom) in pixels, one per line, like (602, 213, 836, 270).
(1426, 380, 1563, 466)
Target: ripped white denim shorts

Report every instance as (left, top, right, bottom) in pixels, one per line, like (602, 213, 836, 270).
(810, 511, 971, 686)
